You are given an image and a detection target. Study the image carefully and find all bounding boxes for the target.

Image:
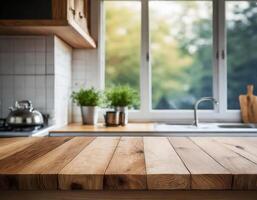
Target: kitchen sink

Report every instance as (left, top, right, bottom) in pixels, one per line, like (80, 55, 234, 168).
(154, 123, 257, 135)
(217, 124, 257, 129)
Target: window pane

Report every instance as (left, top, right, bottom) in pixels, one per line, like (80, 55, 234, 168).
(150, 1, 213, 110)
(227, 1, 257, 109)
(105, 1, 141, 108)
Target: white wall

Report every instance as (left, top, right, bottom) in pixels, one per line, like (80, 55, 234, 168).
(72, 0, 103, 122)
(0, 35, 72, 126)
(54, 37, 72, 126)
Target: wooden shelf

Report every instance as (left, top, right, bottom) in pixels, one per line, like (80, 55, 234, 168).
(0, 20, 96, 48)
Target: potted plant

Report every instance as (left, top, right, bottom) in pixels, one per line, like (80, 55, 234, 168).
(105, 85, 139, 126)
(71, 88, 102, 125)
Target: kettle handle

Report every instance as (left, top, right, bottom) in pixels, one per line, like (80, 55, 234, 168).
(17, 100, 33, 110)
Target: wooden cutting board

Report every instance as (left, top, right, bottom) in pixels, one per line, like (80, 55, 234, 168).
(239, 85, 257, 123)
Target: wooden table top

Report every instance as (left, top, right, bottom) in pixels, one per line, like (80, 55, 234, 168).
(0, 137, 257, 191)
(50, 123, 156, 133)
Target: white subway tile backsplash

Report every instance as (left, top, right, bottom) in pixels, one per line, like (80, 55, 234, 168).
(2, 76, 14, 91)
(24, 76, 35, 101)
(14, 38, 26, 53)
(35, 38, 46, 52)
(25, 52, 35, 65)
(0, 38, 14, 53)
(2, 91, 14, 117)
(46, 52, 54, 68)
(35, 52, 46, 75)
(0, 53, 14, 74)
(46, 75, 54, 107)
(36, 52, 45, 66)
(72, 48, 101, 122)
(0, 35, 71, 126)
(25, 39, 35, 52)
(25, 65, 36, 75)
(35, 65, 45, 75)
(46, 37, 54, 53)
(14, 53, 25, 74)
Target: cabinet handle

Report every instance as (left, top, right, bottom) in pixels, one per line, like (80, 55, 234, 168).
(69, 7, 76, 16)
(79, 12, 84, 19)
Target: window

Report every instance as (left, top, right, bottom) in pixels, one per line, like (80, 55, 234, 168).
(103, 0, 257, 121)
(226, 1, 257, 109)
(150, 1, 213, 109)
(104, 1, 141, 108)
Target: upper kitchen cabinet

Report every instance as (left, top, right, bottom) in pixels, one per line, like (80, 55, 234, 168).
(0, 0, 96, 48)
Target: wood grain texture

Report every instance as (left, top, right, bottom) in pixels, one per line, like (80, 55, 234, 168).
(214, 138, 257, 164)
(0, 137, 71, 190)
(17, 137, 95, 190)
(0, 0, 95, 48)
(2, 191, 257, 200)
(0, 25, 96, 48)
(59, 137, 120, 190)
(239, 95, 249, 123)
(0, 137, 257, 191)
(169, 137, 232, 190)
(0, 138, 42, 160)
(144, 137, 190, 190)
(0, 138, 26, 148)
(52, 0, 67, 20)
(104, 137, 147, 190)
(191, 137, 257, 190)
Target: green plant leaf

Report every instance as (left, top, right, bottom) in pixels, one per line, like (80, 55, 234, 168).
(71, 88, 102, 107)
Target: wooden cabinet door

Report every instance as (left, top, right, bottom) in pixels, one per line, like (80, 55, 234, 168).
(74, 0, 89, 33)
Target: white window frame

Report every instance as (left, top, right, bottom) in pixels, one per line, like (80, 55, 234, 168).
(101, 0, 244, 123)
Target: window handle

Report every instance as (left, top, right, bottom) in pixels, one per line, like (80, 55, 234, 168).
(222, 50, 225, 59)
(216, 51, 219, 59)
(146, 52, 150, 62)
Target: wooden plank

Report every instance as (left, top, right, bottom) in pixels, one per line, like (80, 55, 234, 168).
(0, 137, 71, 190)
(169, 137, 232, 190)
(191, 137, 257, 190)
(144, 137, 190, 190)
(104, 137, 147, 190)
(17, 137, 95, 190)
(0, 138, 42, 160)
(0, 138, 26, 147)
(214, 137, 257, 164)
(59, 137, 120, 190)
(2, 191, 257, 200)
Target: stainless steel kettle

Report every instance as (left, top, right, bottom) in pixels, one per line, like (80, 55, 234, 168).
(6, 100, 44, 127)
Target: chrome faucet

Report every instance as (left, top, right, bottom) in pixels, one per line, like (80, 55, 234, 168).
(193, 97, 219, 127)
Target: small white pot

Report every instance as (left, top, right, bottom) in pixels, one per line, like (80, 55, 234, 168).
(81, 106, 98, 125)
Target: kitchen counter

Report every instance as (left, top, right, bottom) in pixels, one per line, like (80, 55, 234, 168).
(1, 136, 257, 195)
(1, 136, 257, 199)
(49, 123, 257, 137)
(50, 123, 155, 133)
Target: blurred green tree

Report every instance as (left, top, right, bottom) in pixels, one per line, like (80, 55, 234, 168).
(105, 1, 257, 110)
